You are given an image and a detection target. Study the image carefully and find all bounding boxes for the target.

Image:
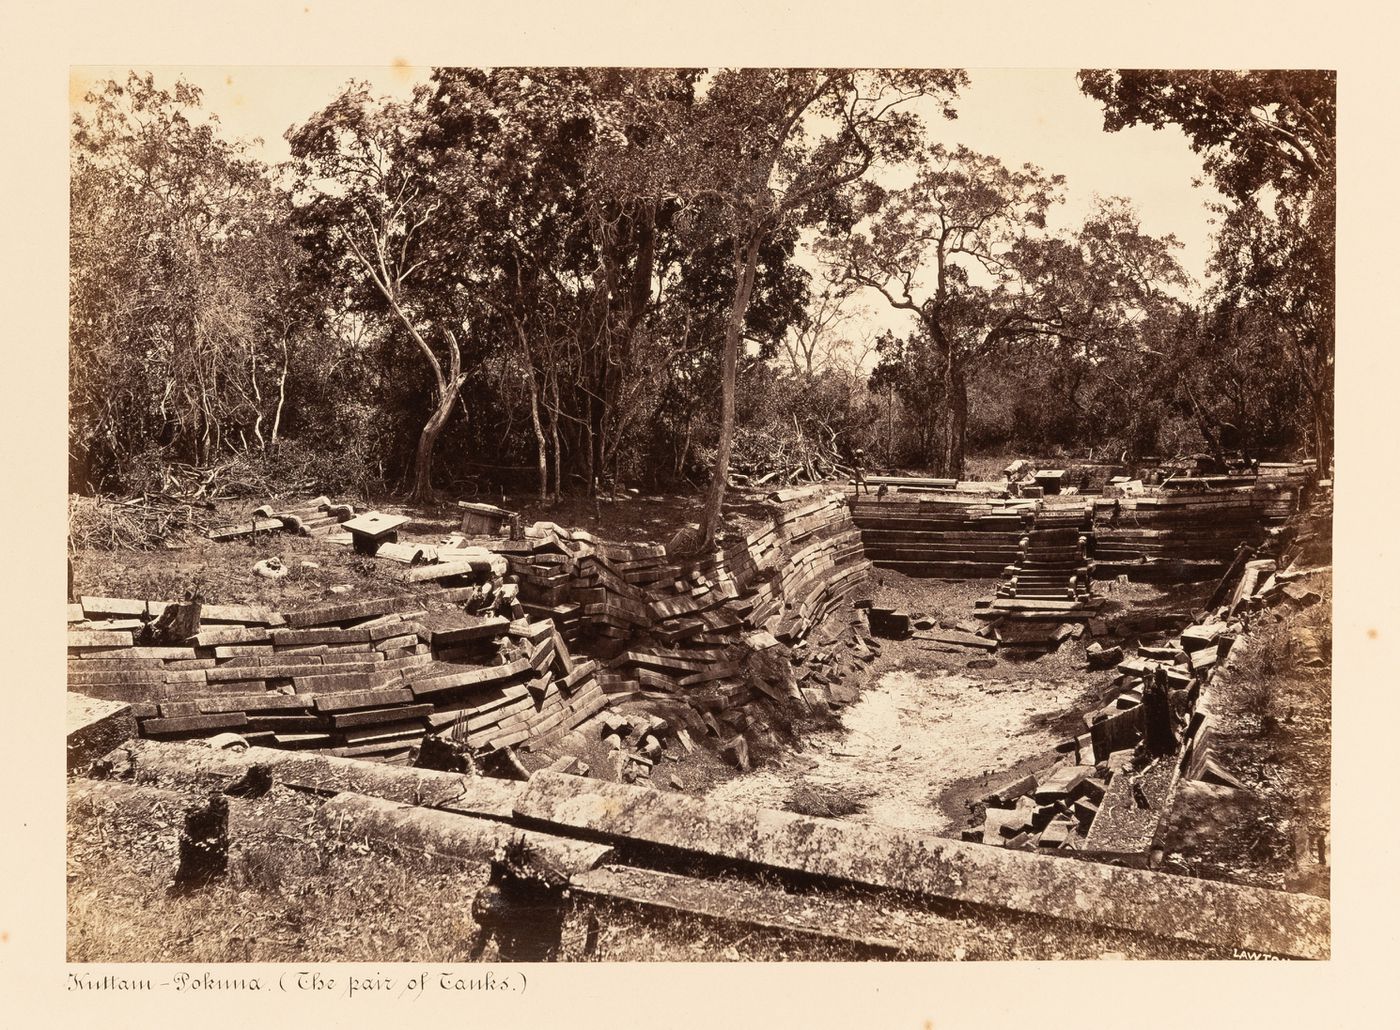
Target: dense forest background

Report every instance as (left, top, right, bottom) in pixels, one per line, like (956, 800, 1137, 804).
(69, 68, 1334, 543)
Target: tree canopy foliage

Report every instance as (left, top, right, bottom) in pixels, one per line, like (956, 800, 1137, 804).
(824, 145, 1188, 477)
(71, 73, 305, 490)
(69, 67, 1333, 523)
(1078, 69, 1335, 473)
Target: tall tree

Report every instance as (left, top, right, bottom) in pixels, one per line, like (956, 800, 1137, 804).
(410, 68, 700, 500)
(288, 85, 480, 501)
(608, 69, 966, 548)
(823, 145, 1065, 477)
(830, 152, 1187, 478)
(1077, 69, 1336, 473)
(71, 73, 298, 490)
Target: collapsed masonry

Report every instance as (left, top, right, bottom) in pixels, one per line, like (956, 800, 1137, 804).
(70, 476, 1312, 779)
(70, 492, 877, 770)
(963, 589, 1259, 860)
(845, 471, 1325, 866)
(67, 585, 609, 762)
(67, 473, 1328, 959)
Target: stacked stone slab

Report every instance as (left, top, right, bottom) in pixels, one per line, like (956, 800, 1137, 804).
(71, 493, 874, 761)
(1092, 491, 1284, 574)
(67, 584, 608, 760)
(852, 479, 1295, 584)
(850, 495, 1033, 577)
(502, 493, 876, 722)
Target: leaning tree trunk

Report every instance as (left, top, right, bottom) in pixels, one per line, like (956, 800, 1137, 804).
(249, 351, 266, 451)
(363, 270, 467, 502)
(411, 377, 465, 502)
(699, 234, 763, 550)
(270, 336, 290, 449)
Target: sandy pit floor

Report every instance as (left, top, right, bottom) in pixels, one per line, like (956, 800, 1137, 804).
(706, 665, 1087, 836)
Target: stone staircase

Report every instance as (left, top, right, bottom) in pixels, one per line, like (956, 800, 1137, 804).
(997, 505, 1096, 603)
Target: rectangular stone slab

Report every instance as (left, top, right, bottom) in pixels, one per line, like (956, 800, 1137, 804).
(68, 668, 169, 687)
(78, 646, 198, 660)
(318, 792, 612, 874)
(569, 864, 915, 954)
(408, 558, 496, 582)
(408, 657, 533, 698)
(417, 612, 510, 645)
(513, 771, 1329, 959)
(271, 626, 372, 646)
(285, 595, 409, 629)
(74, 599, 287, 626)
(311, 686, 414, 712)
(68, 630, 134, 648)
(1083, 755, 1180, 854)
(141, 711, 249, 734)
(342, 512, 410, 539)
(190, 626, 269, 647)
(330, 703, 433, 729)
(208, 517, 288, 541)
(67, 694, 136, 772)
(113, 738, 521, 819)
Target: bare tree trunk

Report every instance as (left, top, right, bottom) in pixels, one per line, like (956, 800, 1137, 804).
(411, 386, 461, 502)
(347, 237, 466, 502)
(513, 319, 550, 501)
(699, 233, 763, 550)
(409, 329, 465, 503)
(270, 336, 290, 448)
(675, 414, 693, 478)
(583, 406, 596, 498)
(527, 371, 548, 502)
(1312, 383, 1332, 480)
(548, 370, 563, 501)
(886, 383, 896, 466)
(249, 351, 265, 451)
(943, 352, 968, 480)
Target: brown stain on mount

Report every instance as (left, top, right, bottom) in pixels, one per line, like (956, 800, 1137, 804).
(69, 70, 94, 110)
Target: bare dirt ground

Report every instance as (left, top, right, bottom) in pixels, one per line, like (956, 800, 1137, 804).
(69, 488, 777, 606)
(705, 569, 1213, 836)
(707, 665, 1085, 835)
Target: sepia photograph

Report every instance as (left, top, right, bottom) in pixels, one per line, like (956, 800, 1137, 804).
(60, 59, 1336, 968)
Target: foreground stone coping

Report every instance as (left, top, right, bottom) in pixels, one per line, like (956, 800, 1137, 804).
(515, 771, 1329, 960)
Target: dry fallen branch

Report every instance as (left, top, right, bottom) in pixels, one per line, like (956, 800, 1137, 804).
(69, 493, 218, 551)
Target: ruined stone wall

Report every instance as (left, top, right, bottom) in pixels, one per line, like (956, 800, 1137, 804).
(851, 482, 1297, 582)
(66, 587, 608, 758)
(67, 492, 874, 759)
(504, 492, 876, 728)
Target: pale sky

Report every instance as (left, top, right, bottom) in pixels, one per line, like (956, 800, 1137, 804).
(71, 64, 1224, 339)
